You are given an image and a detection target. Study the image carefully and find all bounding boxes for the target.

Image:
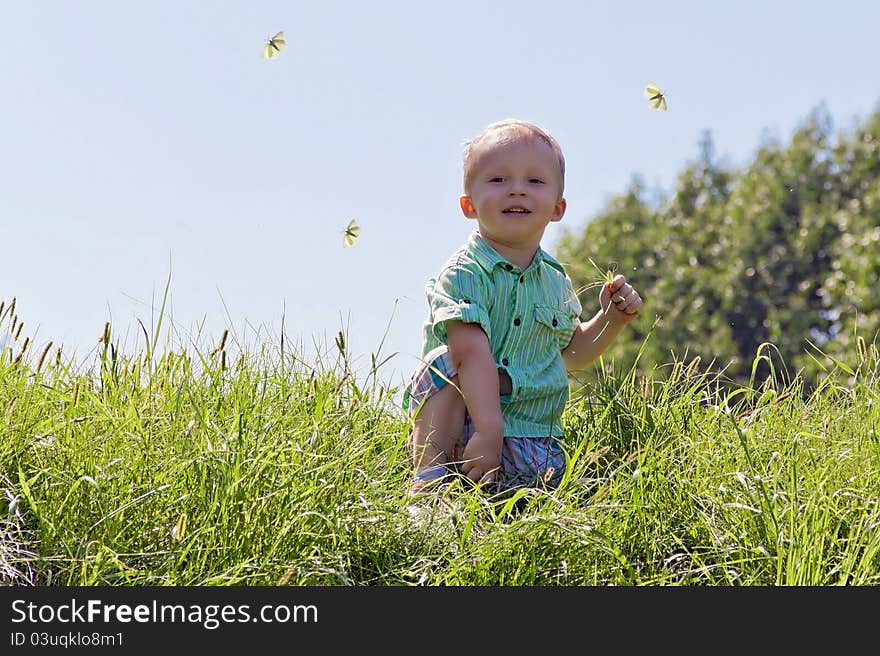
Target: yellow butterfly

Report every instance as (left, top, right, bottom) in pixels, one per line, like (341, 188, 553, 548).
(343, 219, 361, 247)
(644, 81, 667, 111)
(261, 31, 287, 59)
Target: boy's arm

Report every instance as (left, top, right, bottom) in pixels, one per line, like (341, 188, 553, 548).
(561, 310, 626, 371)
(562, 274, 642, 372)
(446, 320, 504, 484)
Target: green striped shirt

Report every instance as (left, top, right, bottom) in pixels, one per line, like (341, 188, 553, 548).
(419, 230, 583, 438)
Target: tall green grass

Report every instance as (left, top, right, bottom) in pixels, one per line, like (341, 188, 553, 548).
(2, 296, 879, 586)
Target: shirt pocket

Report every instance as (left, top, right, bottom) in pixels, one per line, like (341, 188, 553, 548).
(534, 305, 576, 350)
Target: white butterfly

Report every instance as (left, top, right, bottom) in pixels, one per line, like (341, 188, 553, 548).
(644, 81, 668, 111)
(261, 31, 287, 59)
(343, 219, 361, 247)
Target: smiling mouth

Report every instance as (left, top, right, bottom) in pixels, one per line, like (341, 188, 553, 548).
(502, 208, 531, 214)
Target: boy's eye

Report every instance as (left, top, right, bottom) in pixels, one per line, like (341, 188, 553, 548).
(489, 177, 504, 183)
(529, 178, 545, 184)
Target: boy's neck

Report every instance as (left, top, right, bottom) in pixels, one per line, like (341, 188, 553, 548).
(478, 232, 541, 270)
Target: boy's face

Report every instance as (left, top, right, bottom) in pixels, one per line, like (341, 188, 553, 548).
(460, 137, 566, 252)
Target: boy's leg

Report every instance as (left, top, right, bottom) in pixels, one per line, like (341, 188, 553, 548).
(409, 375, 466, 492)
(405, 344, 512, 494)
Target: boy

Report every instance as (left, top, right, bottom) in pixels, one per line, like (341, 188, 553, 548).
(404, 119, 642, 494)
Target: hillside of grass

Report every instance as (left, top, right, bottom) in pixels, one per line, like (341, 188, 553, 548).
(2, 307, 879, 586)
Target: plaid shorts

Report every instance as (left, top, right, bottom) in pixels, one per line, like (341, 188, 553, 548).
(404, 345, 566, 490)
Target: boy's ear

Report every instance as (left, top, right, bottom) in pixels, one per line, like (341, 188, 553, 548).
(459, 195, 478, 219)
(550, 198, 567, 223)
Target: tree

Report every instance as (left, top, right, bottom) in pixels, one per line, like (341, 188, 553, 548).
(555, 105, 880, 391)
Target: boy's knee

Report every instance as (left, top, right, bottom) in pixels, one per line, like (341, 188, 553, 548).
(411, 376, 466, 435)
(423, 375, 464, 410)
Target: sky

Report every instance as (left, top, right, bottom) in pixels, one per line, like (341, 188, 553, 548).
(3, 1, 879, 395)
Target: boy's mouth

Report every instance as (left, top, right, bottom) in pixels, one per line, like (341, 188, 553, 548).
(502, 206, 531, 214)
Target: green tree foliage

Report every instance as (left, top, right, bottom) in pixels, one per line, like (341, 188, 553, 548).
(556, 105, 880, 390)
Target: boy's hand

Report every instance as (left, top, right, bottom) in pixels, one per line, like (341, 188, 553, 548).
(460, 430, 502, 485)
(600, 274, 642, 324)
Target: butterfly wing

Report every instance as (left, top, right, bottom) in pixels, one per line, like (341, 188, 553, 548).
(343, 220, 361, 247)
(261, 31, 286, 59)
(271, 31, 287, 50)
(647, 94, 667, 111)
(645, 82, 667, 111)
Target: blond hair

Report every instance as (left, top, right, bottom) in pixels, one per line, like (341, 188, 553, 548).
(462, 119, 566, 196)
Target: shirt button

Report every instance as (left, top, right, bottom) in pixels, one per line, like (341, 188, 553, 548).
(519, 276, 524, 283)
(504, 264, 513, 271)
(513, 317, 521, 326)
(502, 358, 509, 366)
(552, 318, 558, 327)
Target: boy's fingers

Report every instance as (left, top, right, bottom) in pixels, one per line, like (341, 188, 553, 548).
(462, 463, 497, 484)
(621, 295, 642, 314)
(602, 282, 619, 305)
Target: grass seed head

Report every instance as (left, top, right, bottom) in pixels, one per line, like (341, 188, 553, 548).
(858, 336, 868, 363)
(36, 341, 53, 374)
(212, 329, 229, 356)
(13, 337, 29, 364)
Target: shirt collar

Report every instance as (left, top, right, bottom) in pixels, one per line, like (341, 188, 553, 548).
(468, 230, 547, 274)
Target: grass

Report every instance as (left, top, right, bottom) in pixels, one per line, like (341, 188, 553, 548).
(2, 297, 880, 586)
(578, 258, 620, 343)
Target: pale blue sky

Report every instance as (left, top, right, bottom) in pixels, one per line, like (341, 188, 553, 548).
(3, 1, 879, 391)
